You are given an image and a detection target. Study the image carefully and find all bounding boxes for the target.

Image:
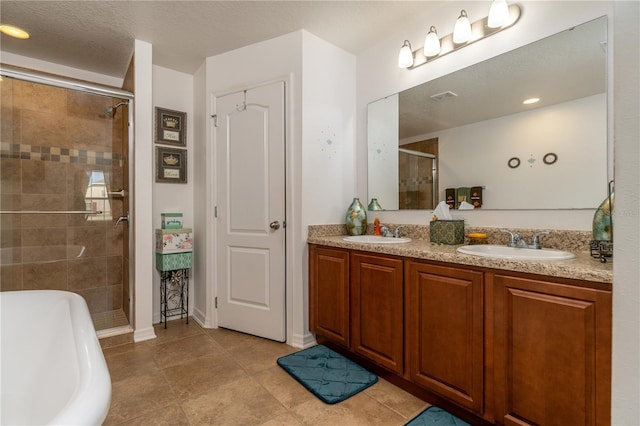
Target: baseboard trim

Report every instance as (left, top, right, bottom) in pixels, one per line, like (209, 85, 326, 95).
(290, 332, 316, 349)
(133, 326, 157, 342)
(192, 306, 213, 328)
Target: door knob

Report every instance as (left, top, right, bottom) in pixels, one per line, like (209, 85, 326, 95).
(269, 221, 280, 230)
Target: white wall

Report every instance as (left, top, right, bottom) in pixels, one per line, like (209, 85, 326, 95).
(132, 40, 156, 342)
(301, 31, 357, 344)
(151, 65, 195, 323)
(427, 94, 606, 210)
(356, 1, 614, 230)
(192, 62, 209, 326)
(612, 2, 640, 424)
(367, 94, 399, 210)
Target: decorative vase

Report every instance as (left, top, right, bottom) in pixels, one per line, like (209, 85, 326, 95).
(368, 198, 383, 211)
(592, 185, 614, 242)
(345, 198, 367, 236)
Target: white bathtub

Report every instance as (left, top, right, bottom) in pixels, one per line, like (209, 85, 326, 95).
(1, 290, 111, 425)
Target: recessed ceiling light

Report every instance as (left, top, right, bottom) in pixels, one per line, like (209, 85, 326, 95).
(0, 25, 30, 40)
(523, 97, 540, 105)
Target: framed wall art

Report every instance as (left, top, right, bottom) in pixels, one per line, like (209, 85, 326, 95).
(156, 146, 187, 183)
(155, 107, 186, 146)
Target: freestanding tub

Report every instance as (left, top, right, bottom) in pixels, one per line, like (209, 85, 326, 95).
(1, 290, 111, 425)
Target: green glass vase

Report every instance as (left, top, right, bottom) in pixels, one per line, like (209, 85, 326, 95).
(592, 189, 613, 242)
(345, 198, 367, 236)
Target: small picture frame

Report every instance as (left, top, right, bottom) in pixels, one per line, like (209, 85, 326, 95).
(156, 146, 187, 183)
(155, 107, 186, 146)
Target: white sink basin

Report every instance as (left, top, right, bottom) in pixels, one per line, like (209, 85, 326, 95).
(343, 235, 411, 244)
(457, 245, 575, 261)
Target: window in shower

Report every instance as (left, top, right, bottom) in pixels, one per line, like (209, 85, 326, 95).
(85, 170, 112, 221)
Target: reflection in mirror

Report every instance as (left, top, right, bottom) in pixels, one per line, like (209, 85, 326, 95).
(367, 16, 607, 211)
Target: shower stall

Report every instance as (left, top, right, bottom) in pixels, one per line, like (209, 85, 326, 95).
(398, 147, 438, 210)
(0, 66, 134, 333)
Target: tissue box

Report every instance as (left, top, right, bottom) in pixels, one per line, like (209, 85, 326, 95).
(156, 252, 192, 271)
(430, 220, 464, 244)
(161, 213, 183, 229)
(155, 228, 193, 253)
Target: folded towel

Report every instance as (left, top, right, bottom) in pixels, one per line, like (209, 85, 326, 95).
(456, 187, 471, 208)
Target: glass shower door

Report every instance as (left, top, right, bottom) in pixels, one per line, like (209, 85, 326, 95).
(0, 76, 131, 332)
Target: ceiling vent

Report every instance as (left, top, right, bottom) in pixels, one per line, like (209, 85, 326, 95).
(430, 90, 458, 101)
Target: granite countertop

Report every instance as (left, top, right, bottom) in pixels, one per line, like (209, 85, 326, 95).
(307, 225, 613, 286)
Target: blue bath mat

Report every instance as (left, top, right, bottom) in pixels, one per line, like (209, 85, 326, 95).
(406, 406, 471, 426)
(276, 344, 378, 404)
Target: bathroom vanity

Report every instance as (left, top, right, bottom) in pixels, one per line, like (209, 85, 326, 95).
(308, 227, 612, 425)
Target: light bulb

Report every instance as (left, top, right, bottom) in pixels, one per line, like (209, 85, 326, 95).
(0, 25, 30, 39)
(453, 10, 472, 44)
(398, 40, 414, 68)
(423, 26, 441, 57)
(488, 0, 510, 28)
(523, 98, 540, 105)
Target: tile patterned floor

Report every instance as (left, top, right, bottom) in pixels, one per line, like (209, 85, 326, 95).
(93, 309, 129, 331)
(103, 319, 429, 425)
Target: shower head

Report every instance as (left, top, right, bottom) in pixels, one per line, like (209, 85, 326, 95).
(105, 101, 127, 118)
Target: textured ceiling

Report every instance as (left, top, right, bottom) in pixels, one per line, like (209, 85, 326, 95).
(0, 1, 444, 78)
(1, 2, 606, 137)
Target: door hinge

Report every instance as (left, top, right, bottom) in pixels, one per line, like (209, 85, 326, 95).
(215, 297, 218, 309)
(214, 206, 218, 218)
(211, 114, 218, 127)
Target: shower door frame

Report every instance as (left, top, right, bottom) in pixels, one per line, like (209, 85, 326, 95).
(0, 64, 136, 332)
(398, 147, 438, 209)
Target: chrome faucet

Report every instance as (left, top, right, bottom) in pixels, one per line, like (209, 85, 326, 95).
(501, 229, 527, 248)
(501, 229, 550, 249)
(379, 224, 405, 238)
(530, 231, 550, 249)
(380, 225, 394, 238)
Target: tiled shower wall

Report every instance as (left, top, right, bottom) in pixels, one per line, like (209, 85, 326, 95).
(399, 138, 438, 210)
(0, 77, 127, 319)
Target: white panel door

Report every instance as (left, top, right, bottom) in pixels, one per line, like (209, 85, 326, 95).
(215, 81, 286, 342)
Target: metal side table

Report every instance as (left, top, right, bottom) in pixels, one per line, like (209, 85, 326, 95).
(159, 268, 189, 328)
(155, 228, 193, 328)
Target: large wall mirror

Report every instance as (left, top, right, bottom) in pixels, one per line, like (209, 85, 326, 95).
(367, 16, 608, 211)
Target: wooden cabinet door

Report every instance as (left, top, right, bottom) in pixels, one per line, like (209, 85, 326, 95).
(351, 253, 404, 374)
(493, 274, 612, 426)
(406, 261, 484, 413)
(308, 245, 350, 347)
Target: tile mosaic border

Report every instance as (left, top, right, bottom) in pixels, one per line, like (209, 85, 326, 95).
(0, 142, 122, 166)
(400, 176, 434, 186)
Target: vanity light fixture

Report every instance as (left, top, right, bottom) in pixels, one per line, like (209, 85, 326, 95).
(424, 26, 441, 57)
(488, 0, 510, 28)
(0, 24, 30, 40)
(453, 10, 472, 44)
(398, 3, 521, 69)
(523, 97, 540, 105)
(398, 40, 414, 68)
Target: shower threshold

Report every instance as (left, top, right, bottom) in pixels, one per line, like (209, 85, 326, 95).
(92, 309, 130, 333)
